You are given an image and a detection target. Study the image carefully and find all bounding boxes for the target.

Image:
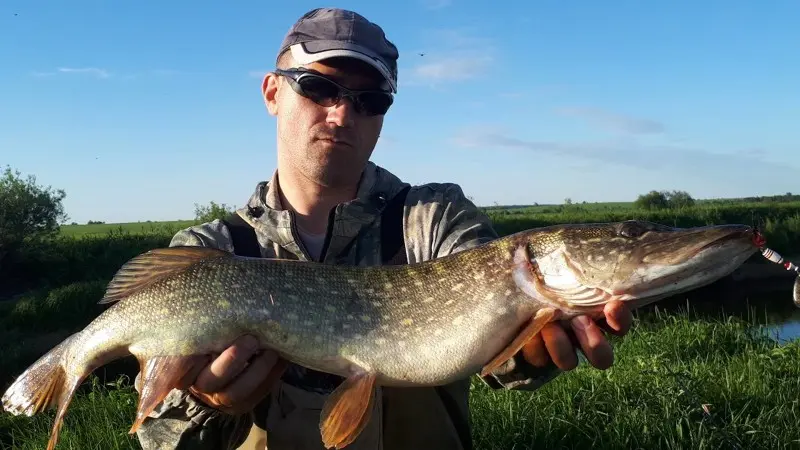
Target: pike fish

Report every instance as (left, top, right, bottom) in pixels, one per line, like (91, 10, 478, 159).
(2, 220, 766, 449)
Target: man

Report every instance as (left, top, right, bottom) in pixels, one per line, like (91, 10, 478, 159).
(135, 8, 633, 450)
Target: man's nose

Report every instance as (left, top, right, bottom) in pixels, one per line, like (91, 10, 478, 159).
(326, 97, 357, 127)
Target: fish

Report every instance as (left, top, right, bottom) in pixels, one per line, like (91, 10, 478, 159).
(2, 220, 765, 450)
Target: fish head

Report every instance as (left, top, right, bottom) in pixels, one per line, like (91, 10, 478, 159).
(520, 220, 762, 310)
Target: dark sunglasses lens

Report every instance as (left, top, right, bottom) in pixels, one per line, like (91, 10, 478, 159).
(356, 92, 393, 115)
(297, 76, 340, 106)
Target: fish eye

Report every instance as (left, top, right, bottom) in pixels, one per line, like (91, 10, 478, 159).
(617, 221, 647, 238)
(617, 220, 670, 238)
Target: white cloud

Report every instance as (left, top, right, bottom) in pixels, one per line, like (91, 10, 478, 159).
(556, 106, 666, 135)
(410, 54, 493, 82)
(404, 28, 497, 87)
(57, 67, 111, 78)
(449, 126, 798, 179)
(30, 67, 181, 80)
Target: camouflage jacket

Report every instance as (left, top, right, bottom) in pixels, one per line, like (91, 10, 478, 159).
(135, 161, 562, 450)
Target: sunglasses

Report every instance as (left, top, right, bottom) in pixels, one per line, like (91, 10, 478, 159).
(274, 68, 394, 116)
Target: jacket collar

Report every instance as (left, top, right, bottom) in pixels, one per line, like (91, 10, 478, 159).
(237, 160, 408, 262)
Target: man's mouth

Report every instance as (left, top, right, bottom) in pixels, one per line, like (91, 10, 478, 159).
(319, 137, 352, 147)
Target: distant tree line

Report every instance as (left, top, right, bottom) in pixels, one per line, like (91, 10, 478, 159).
(703, 192, 798, 205)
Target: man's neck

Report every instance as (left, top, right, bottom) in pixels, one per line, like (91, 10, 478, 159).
(276, 166, 360, 235)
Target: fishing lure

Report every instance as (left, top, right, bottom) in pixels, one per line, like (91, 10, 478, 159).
(759, 246, 800, 307)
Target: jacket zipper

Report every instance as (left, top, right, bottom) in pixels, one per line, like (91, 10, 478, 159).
(288, 207, 337, 263)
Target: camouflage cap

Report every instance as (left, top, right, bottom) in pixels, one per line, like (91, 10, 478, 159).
(277, 8, 399, 93)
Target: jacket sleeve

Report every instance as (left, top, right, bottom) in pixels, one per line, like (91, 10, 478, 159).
(133, 219, 254, 450)
(403, 183, 563, 391)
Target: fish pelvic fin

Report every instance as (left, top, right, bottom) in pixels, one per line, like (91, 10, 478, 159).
(100, 246, 232, 304)
(480, 307, 559, 377)
(129, 354, 211, 434)
(320, 370, 377, 449)
(1, 333, 87, 450)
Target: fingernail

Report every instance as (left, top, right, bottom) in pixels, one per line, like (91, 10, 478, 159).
(572, 315, 591, 330)
(240, 335, 260, 351)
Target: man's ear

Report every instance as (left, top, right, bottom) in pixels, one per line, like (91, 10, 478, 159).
(262, 73, 280, 116)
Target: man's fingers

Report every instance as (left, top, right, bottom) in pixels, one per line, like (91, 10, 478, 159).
(192, 335, 260, 393)
(601, 300, 633, 336)
(571, 315, 614, 370)
(540, 323, 578, 370)
(176, 355, 212, 390)
(521, 330, 550, 367)
(208, 351, 280, 413)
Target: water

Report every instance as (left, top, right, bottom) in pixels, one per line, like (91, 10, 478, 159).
(638, 270, 800, 343)
(770, 320, 800, 343)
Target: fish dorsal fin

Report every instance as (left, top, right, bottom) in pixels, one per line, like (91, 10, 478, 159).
(100, 246, 232, 304)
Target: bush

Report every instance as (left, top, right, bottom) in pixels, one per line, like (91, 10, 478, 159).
(194, 201, 236, 223)
(0, 166, 68, 269)
(634, 190, 695, 210)
(634, 190, 670, 210)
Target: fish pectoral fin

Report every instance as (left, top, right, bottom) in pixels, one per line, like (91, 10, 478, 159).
(480, 307, 558, 377)
(100, 246, 232, 304)
(319, 370, 377, 449)
(129, 354, 210, 434)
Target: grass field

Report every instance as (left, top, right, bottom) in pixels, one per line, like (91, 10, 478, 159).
(2, 197, 800, 449)
(58, 220, 195, 238)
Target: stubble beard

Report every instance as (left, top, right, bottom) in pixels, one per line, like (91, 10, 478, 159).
(281, 140, 368, 189)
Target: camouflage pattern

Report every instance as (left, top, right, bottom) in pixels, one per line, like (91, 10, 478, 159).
(134, 161, 562, 450)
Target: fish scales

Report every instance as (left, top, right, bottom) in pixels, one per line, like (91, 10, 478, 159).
(69, 241, 530, 389)
(3, 220, 772, 450)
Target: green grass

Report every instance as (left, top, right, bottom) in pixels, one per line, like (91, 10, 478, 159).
(469, 312, 800, 449)
(1, 312, 798, 449)
(0, 377, 140, 450)
(58, 220, 195, 237)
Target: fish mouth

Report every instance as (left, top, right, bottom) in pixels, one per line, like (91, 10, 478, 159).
(638, 224, 758, 265)
(692, 225, 759, 254)
(612, 225, 760, 300)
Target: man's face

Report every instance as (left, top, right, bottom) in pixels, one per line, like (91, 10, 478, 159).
(262, 57, 389, 189)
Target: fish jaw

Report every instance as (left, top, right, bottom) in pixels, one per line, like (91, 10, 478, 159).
(510, 222, 760, 316)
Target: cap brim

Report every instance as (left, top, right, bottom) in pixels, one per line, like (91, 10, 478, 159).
(290, 43, 397, 93)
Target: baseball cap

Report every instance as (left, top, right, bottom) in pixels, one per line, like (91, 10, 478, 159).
(277, 8, 399, 93)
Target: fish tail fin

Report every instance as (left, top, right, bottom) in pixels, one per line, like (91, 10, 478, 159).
(1, 333, 87, 450)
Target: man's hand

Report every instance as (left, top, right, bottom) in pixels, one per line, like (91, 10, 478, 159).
(521, 300, 633, 371)
(178, 335, 285, 415)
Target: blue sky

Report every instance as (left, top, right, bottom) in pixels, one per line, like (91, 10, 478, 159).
(1, 1, 798, 224)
